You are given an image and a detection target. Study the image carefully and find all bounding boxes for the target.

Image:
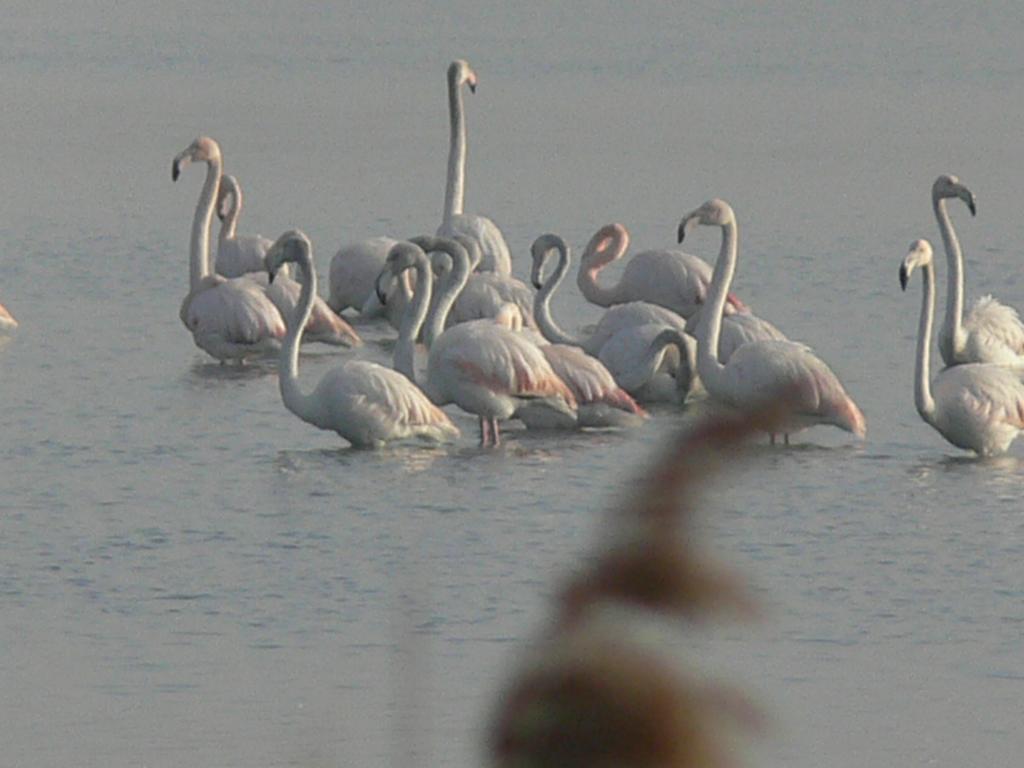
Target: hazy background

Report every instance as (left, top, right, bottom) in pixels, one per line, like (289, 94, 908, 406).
(1, 3, 1022, 767)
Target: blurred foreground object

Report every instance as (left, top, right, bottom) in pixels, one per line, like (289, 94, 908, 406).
(487, 400, 792, 768)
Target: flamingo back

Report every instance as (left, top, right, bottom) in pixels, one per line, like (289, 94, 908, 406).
(962, 295, 1024, 365)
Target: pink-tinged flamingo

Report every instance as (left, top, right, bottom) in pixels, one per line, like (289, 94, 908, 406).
(380, 237, 575, 446)
(436, 59, 512, 276)
(172, 137, 285, 362)
(264, 230, 458, 448)
(900, 239, 1024, 455)
(215, 173, 361, 348)
(679, 199, 866, 442)
(932, 174, 1024, 366)
(576, 223, 747, 319)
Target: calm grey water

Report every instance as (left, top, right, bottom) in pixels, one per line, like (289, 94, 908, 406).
(1, 3, 1023, 766)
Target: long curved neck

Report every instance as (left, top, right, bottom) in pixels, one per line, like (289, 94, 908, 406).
(221, 185, 241, 241)
(279, 250, 320, 426)
(576, 229, 627, 307)
(394, 257, 433, 383)
(693, 221, 737, 393)
(442, 72, 466, 222)
(534, 247, 585, 347)
(934, 196, 965, 362)
(424, 243, 470, 348)
(914, 262, 938, 424)
(190, 157, 221, 290)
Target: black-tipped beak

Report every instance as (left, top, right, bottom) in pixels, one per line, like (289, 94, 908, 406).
(468, 81, 477, 94)
(899, 265, 909, 291)
(677, 221, 687, 244)
(375, 270, 389, 305)
(172, 161, 181, 182)
(968, 196, 977, 217)
(531, 278, 542, 290)
(268, 267, 277, 284)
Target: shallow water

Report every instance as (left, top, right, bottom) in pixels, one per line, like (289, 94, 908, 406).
(2, 3, 1023, 767)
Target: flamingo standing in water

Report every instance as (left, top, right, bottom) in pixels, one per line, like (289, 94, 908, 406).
(436, 59, 512, 276)
(215, 174, 361, 348)
(265, 230, 458, 448)
(900, 239, 1024, 455)
(576, 223, 747, 318)
(379, 237, 575, 446)
(931, 174, 1024, 366)
(678, 199, 865, 442)
(172, 137, 285, 362)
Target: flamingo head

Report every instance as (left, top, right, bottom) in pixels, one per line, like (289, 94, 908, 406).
(932, 174, 976, 216)
(677, 199, 736, 243)
(216, 174, 240, 221)
(530, 233, 567, 289)
(899, 239, 933, 291)
(410, 235, 471, 277)
(265, 229, 311, 283)
(172, 136, 221, 182)
(378, 241, 427, 304)
(449, 59, 477, 93)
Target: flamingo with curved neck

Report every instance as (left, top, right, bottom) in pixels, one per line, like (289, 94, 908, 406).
(214, 173, 273, 278)
(380, 237, 575, 446)
(679, 199, 865, 442)
(899, 239, 1024, 455)
(576, 223, 746, 318)
(172, 137, 284, 362)
(265, 230, 457, 448)
(436, 59, 512, 276)
(931, 174, 1024, 366)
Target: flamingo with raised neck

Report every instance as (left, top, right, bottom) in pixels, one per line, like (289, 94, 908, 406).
(900, 238, 1024, 455)
(436, 59, 512, 276)
(679, 199, 865, 442)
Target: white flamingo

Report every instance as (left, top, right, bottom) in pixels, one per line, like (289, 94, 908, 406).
(380, 237, 575, 446)
(214, 173, 273, 278)
(576, 223, 747, 319)
(932, 174, 1024, 366)
(597, 323, 699, 404)
(265, 230, 458, 448)
(215, 173, 361, 348)
(436, 59, 512, 276)
(679, 199, 866, 442)
(327, 236, 415, 329)
(493, 303, 647, 429)
(172, 137, 285, 362)
(432, 235, 536, 329)
(900, 239, 1024, 455)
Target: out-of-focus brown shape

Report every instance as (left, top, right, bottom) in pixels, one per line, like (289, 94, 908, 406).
(487, 398, 792, 768)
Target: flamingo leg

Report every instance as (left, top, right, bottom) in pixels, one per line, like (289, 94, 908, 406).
(491, 417, 502, 447)
(784, 433, 790, 446)
(769, 433, 776, 445)
(480, 416, 491, 446)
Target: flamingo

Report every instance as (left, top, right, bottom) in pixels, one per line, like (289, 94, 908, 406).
(678, 199, 866, 442)
(264, 230, 458, 448)
(534, 232, 783, 366)
(379, 237, 575, 446)
(436, 59, 512, 276)
(576, 223, 747, 318)
(327, 236, 416, 329)
(597, 323, 699, 404)
(931, 174, 1024, 366)
(215, 173, 361, 348)
(492, 303, 647, 429)
(172, 137, 285, 362)
(214, 172, 273, 278)
(900, 239, 1024, 455)
(437, 235, 536, 328)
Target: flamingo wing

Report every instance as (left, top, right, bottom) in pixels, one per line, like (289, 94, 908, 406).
(328, 236, 398, 315)
(541, 344, 644, 415)
(439, 214, 512, 276)
(586, 302, 687, 356)
(265, 274, 362, 347)
(963, 295, 1024, 364)
(216, 234, 273, 278)
(182, 277, 285, 353)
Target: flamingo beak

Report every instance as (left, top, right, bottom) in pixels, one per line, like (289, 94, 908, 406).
(677, 215, 697, 244)
(899, 264, 909, 291)
(171, 152, 190, 182)
(967, 194, 977, 217)
(375, 269, 390, 305)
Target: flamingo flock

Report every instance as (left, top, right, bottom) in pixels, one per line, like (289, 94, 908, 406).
(1, 58, 1011, 456)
